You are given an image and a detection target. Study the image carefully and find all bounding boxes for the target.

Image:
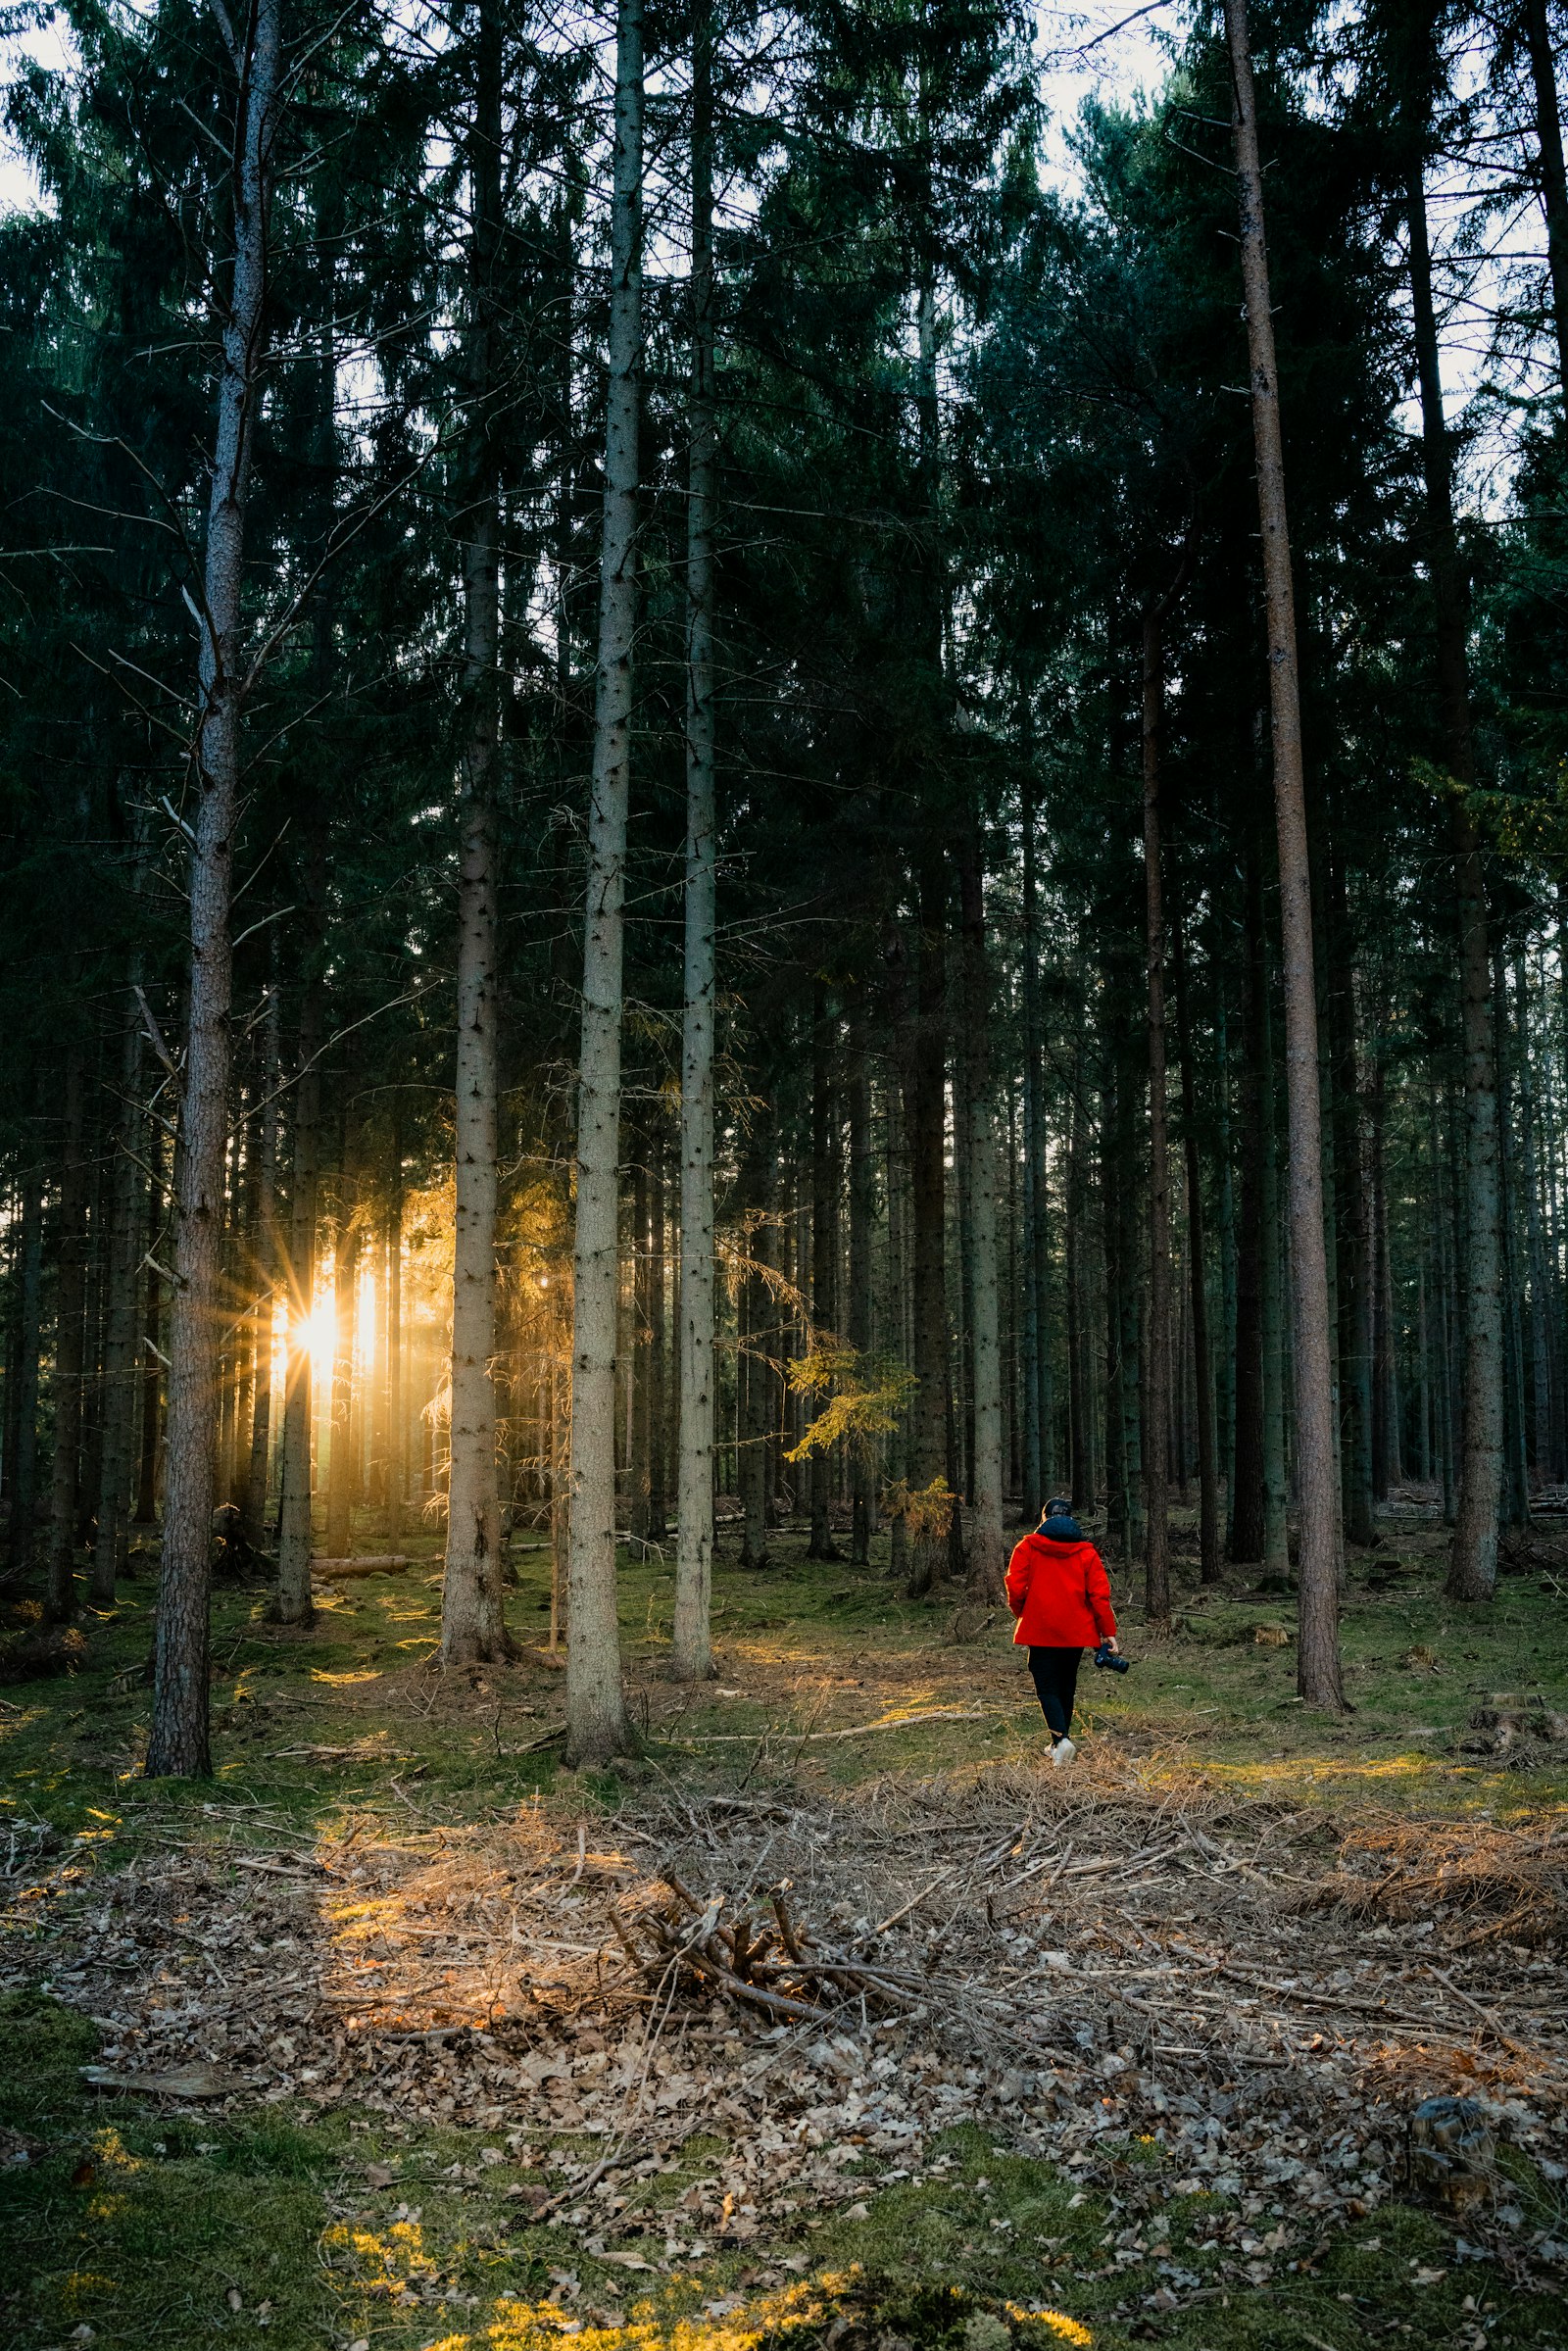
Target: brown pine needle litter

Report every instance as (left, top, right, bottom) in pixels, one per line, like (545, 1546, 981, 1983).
(4, 1761, 1567, 2296)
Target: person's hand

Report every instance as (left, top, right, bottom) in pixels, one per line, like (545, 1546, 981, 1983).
(1102, 1636, 1120, 1654)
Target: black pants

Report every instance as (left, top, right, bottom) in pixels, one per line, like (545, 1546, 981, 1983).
(1028, 1645, 1082, 1739)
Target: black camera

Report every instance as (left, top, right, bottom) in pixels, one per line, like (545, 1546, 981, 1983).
(1093, 1642, 1130, 1674)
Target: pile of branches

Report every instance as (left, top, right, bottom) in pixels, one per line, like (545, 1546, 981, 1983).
(1311, 1819, 1568, 1950)
(610, 1870, 926, 2024)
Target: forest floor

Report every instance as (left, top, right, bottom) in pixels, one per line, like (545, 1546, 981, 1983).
(2, 1501, 1567, 2351)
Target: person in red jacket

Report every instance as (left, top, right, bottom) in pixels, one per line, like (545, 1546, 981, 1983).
(1005, 1496, 1119, 1768)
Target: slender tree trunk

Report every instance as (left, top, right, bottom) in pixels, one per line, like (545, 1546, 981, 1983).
(808, 985, 843, 1561)
(386, 1141, 403, 1543)
(629, 1156, 651, 1545)
(10, 1152, 43, 1568)
(147, 0, 278, 1775)
(1260, 972, 1290, 1576)
(1402, 163, 1504, 1599)
(1230, 869, 1267, 1564)
(1327, 854, 1375, 1545)
(738, 1122, 773, 1571)
(1142, 610, 1172, 1625)
(243, 975, 279, 1545)
(274, 986, 320, 1624)
(848, 1012, 874, 1562)
(1020, 771, 1043, 1521)
(909, 856, 948, 1499)
(1225, 0, 1344, 1705)
(134, 1152, 164, 1527)
(1495, 956, 1532, 1525)
(565, 0, 642, 1762)
(1171, 899, 1221, 1581)
(648, 1140, 668, 1539)
(92, 988, 145, 1602)
(960, 815, 1005, 1599)
(1516, 956, 1552, 1480)
(443, 0, 509, 1664)
(1525, 0, 1568, 387)
(325, 1143, 359, 1559)
(46, 1048, 88, 1622)
(1067, 1075, 1090, 1514)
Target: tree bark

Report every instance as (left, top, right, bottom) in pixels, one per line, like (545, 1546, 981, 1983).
(1230, 869, 1267, 1565)
(674, 0, 716, 1669)
(442, 0, 509, 1665)
(738, 1121, 773, 1571)
(243, 973, 280, 1545)
(847, 1009, 874, 1562)
(1170, 898, 1221, 1581)
(147, 0, 278, 1774)
(807, 983, 843, 1562)
(565, 0, 642, 1763)
(10, 1150, 43, 1568)
(134, 1151, 164, 1527)
(325, 1138, 359, 1560)
(274, 985, 320, 1624)
(1225, 0, 1344, 1706)
(1515, 955, 1552, 1478)
(1326, 852, 1375, 1545)
(1020, 767, 1043, 1524)
(385, 1140, 403, 1543)
(960, 815, 1005, 1598)
(91, 986, 145, 1602)
(1400, 161, 1503, 1600)
(46, 1047, 88, 1622)
(905, 850, 950, 1602)
(1142, 609, 1172, 1626)
(1525, 0, 1568, 387)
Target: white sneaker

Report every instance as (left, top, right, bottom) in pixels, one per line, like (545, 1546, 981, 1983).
(1051, 1736, 1077, 1769)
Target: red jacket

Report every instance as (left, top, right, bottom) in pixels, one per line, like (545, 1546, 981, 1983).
(1005, 1527, 1117, 1649)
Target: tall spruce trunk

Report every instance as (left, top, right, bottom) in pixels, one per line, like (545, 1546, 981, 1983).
(674, 0, 716, 1671)
(1020, 769, 1043, 1520)
(11, 1153, 43, 1568)
(564, 0, 642, 1762)
(1402, 164, 1504, 1599)
(243, 976, 279, 1544)
(906, 851, 949, 1593)
(147, 0, 278, 1775)
(442, 0, 509, 1664)
(92, 989, 144, 1601)
(902, 865, 950, 1596)
(1515, 957, 1552, 1476)
(807, 986, 843, 1563)
(385, 1146, 404, 1542)
(1230, 871, 1267, 1564)
(960, 818, 1005, 1598)
(738, 1122, 773, 1571)
(647, 1144, 667, 1539)
(134, 1151, 164, 1526)
(325, 1144, 359, 1559)
(46, 1048, 88, 1622)
(848, 1012, 875, 1562)
(274, 990, 319, 1622)
(1327, 855, 1375, 1544)
(1142, 610, 1172, 1625)
(1525, 0, 1568, 386)
(1259, 969, 1290, 1576)
(1171, 900, 1221, 1581)
(1225, 0, 1344, 1706)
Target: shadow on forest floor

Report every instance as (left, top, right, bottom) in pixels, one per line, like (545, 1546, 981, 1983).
(2, 1504, 1566, 2351)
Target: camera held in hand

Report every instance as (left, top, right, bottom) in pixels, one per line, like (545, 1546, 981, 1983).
(1093, 1641, 1131, 1675)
